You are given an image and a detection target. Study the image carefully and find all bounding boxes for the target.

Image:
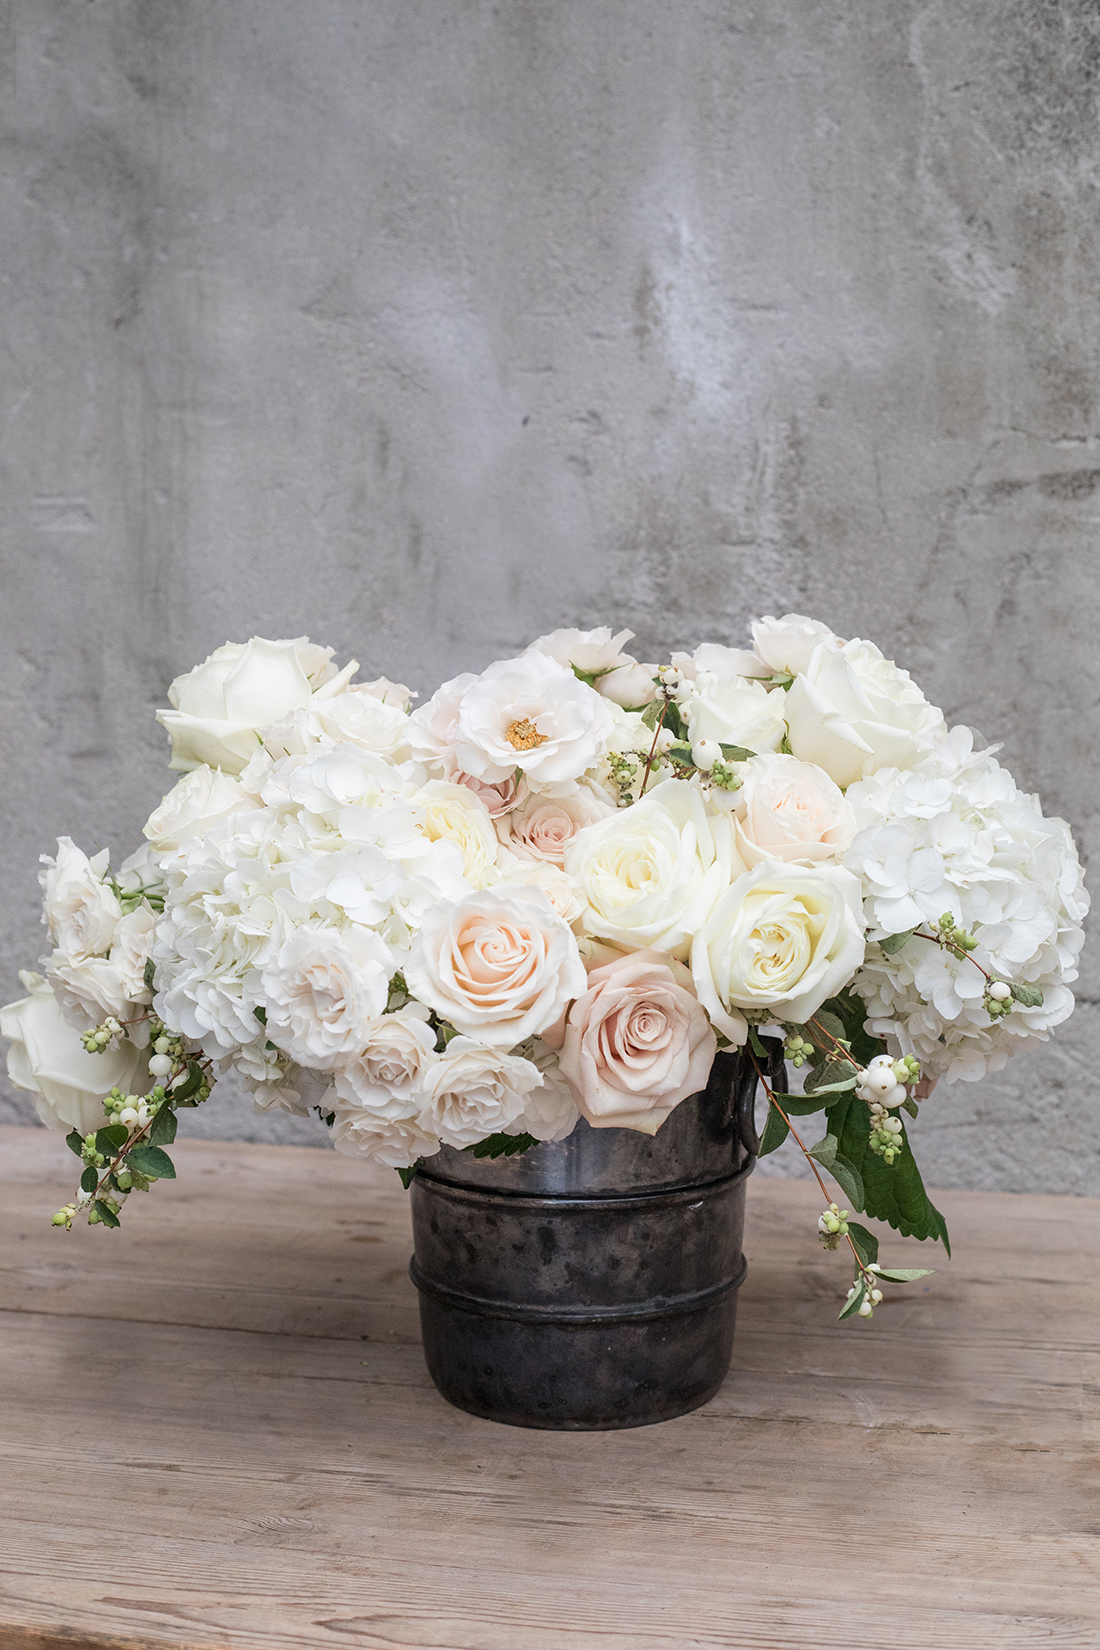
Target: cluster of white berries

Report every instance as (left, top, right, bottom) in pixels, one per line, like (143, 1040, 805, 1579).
(984, 979, 1014, 1020)
(655, 664, 690, 703)
(856, 1053, 921, 1166)
(103, 1087, 156, 1131)
(81, 1016, 122, 1053)
(147, 1025, 184, 1081)
(846, 1266, 886, 1318)
(818, 1202, 850, 1250)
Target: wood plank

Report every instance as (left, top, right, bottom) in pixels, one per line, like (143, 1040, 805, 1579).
(1, 1125, 1098, 1649)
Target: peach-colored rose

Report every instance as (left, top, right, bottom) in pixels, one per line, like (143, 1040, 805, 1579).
(556, 949, 716, 1135)
(496, 784, 614, 865)
(734, 754, 856, 867)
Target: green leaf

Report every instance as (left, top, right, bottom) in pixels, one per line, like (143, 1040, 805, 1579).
(465, 1132, 539, 1160)
(747, 1025, 768, 1060)
(95, 1125, 129, 1155)
(640, 700, 662, 731)
(806, 1009, 847, 1050)
(767, 1091, 836, 1115)
(93, 1200, 120, 1229)
(819, 990, 886, 1069)
(718, 743, 756, 762)
(879, 929, 916, 956)
(143, 957, 156, 992)
(395, 1161, 423, 1189)
(846, 1221, 879, 1269)
(80, 1166, 99, 1194)
(802, 1070, 858, 1097)
(901, 1096, 920, 1120)
(829, 1093, 951, 1254)
(874, 1267, 935, 1283)
(172, 1061, 204, 1101)
(666, 743, 696, 767)
(253, 1004, 267, 1024)
(838, 1280, 868, 1321)
(758, 1101, 790, 1157)
(126, 1145, 176, 1181)
(148, 1106, 178, 1146)
(806, 1133, 865, 1210)
(66, 1130, 84, 1157)
(1009, 982, 1044, 1008)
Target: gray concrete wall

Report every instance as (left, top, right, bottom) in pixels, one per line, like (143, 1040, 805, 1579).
(1, 0, 1097, 1191)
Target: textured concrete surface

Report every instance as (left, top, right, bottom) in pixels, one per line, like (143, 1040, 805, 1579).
(1, 2, 1096, 1190)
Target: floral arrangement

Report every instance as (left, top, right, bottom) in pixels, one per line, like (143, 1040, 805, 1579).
(2, 617, 1087, 1322)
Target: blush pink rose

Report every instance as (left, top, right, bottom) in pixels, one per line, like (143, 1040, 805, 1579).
(555, 949, 717, 1135)
(496, 784, 614, 865)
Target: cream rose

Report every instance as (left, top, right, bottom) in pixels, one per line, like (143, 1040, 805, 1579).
(680, 673, 787, 754)
(564, 782, 743, 960)
(691, 862, 866, 1042)
(404, 886, 586, 1047)
(496, 785, 614, 866)
(750, 614, 840, 676)
(784, 638, 946, 788)
(556, 949, 716, 1135)
(331, 1004, 438, 1107)
(39, 839, 122, 962)
(411, 781, 499, 887)
(332, 1104, 442, 1169)
(420, 1037, 542, 1148)
(734, 754, 856, 867)
(143, 766, 255, 851)
(1, 973, 146, 1133)
(156, 636, 358, 774)
(497, 859, 584, 925)
(261, 923, 394, 1069)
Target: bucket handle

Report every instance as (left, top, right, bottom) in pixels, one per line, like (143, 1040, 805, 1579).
(734, 1036, 787, 1160)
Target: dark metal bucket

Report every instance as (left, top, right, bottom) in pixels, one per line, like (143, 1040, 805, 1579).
(409, 1042, 783, 1430)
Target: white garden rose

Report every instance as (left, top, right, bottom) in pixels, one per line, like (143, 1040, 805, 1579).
(420, 1037, 542, 1148)
(47, 954, 131, 1032)
(261, 923, 394, 1069)
(528, 626, 636, 678)
(496, 785, 614, 865)
(784, 638, 946, 788)
(680, 673, 787, 755)
(1, 973, 145, 1133)
(691, 862, 866, 1043)
(143, 766, 255, 850)
(331, 1004, 438, 1108)
(669, 642, 768, 681)
(734, 754, 856, 867)
(452, 651, 616, 784)
(332, 1104, 442, 1169)
(508, 1037, 581, 1142)
(411, 781, 499, 887)
(39, 839, 122, 961)
(310, 686, 412, 760)
(156, 636, 358, 774)
(405, 886, 586, 1047)
(498, 859, 584, 925)
(564, 782, 743, 960)
(750, 614, 840, 676)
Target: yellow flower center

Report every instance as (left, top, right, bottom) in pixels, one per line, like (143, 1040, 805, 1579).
(505, 718, 548, 751)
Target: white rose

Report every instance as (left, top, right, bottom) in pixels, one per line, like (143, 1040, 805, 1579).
(407, 671, 477, 766)
(751, 614, 840, 676)
(311, 687, 412, 761)
(497, 859, 584, 924)
(670, 642, 768, 681)
(404, 886, 586, 1047)
(155, 636, 358, 774)
(1, 973, 146, 1133)
(47, 953, 131, 1031)
(143, 766, 255, 850)
(358, 676, 416, 710)
(115, 842, 168, 901)
(691, 862, 866, 1042)
(110, 906, 158, 1004)
(452, 651, 616, 784)
(496, 784, 614, 866)
(734, 754, 856, 867)
(332, 1090, 442, 1168)
(596, 660, 658, 708)
(420, 1037, 543, 1148)
(529, 626, 636, 678)
(39, 838, 122, 961)
(509, 1037, 581, 1142)
(681, 673, 787, 754)
(411, 781, 499, 886)
(785, 638, 946, 788)
(332, 1004, 438, 1108)
(261, 923, 394, 1069)
(564, 781, 743, 959)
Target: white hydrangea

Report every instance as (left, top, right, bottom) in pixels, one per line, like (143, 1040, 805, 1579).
(844, 726, 1088, 1082)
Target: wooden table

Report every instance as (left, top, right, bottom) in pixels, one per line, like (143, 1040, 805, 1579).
(0, 1125, 1097, 1650)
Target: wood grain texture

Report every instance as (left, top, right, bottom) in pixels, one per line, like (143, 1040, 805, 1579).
(0, 1125, 1098, 1650)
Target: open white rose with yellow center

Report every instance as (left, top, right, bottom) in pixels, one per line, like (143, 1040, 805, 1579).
(156, 636, 359, 774)
(404, 886, 586, 1047)
(564, 782, 743, 960)
(734, 754, 856, 868)
(691, 862, 866, 1043)
(1, 973, 146, 1133)
(452, 650, 616, 784)
(261, 922, 394, 1069)
(785, 638, 946, 788)
(553, 949, 716, 1135)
